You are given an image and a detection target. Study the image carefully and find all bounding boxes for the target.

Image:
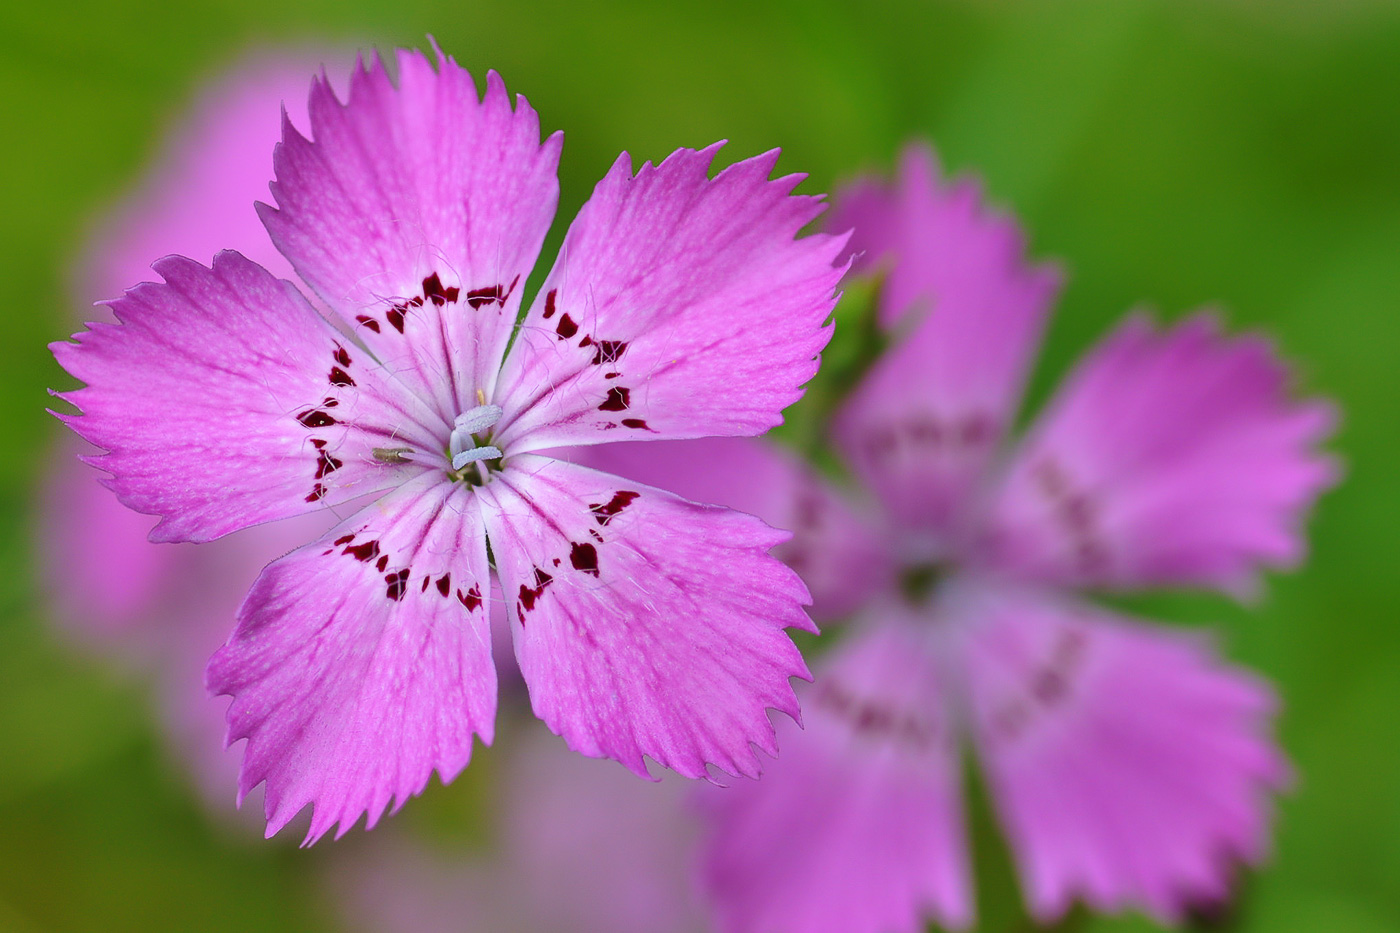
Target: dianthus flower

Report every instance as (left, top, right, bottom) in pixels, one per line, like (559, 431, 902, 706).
(51, 46, 844, 843)
(589, 144, 1337, 931)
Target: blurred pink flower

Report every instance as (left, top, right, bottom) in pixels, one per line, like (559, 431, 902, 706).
(589, 143, 1338, 932)
(42, 48, 349, 827)
(77, 51, 343, 306)
(330, 719, 708, 933)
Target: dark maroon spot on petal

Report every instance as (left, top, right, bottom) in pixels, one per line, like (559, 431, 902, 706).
(305, 483, 327, 503)
(960, 413, 993, 447)
(570, 542, 600, 577)
(311, 439, 327, 449)
(1062, 495, 1095, 531)
(552, 558, 561, 566)
(385, 569, 410, 601)
(422, 273, 461, 307)
(436, 574, 452, 597)
(314, 449, 344, 479)
(855, 703, 894, 733)
(334, 346, 351, 367)
(329, 366, 355, 387)
(815, 679, 937, 750)
(591, 340, 628, 366)
(297, 409, 338, 428)
(466, 286, 500, 309)
(604, 371, 621, 379)
(321, 397, 339, 408)
(589, 490, 640, 526)
(794, 489, 824, 530)
(1030, 460, 1113, 573)
(344, 539, 381, 563)
(517, 567, 554, 613)
(376, 555, 390, 572)
(867, 426, 898, 459)
(542, 289, 558, 319)
(578, 334, 593, 349)
(909, 417, 943, 446)
(333, 533, 355, 546)
(356, 314, 381, 334)
(420, 575, 431, 592)
(816, 680, 854, 715)
(1032, 668, 1068, 705)
(621, 418, 649, 430)
(465, 284, 507, 310)
(555, 313, 578, 339)
(589, 528, 604, 542)
(599, 386, 630, 412)
(458, 585, 483, 612)
(386, 306, 407, 333)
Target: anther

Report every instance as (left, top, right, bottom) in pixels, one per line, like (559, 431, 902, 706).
(451, 445, 503, 471)
(452, 404, 504, 440)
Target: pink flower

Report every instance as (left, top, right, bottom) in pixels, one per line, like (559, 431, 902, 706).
(590, 143, 1338, 931)
(51, 45, 845, 844)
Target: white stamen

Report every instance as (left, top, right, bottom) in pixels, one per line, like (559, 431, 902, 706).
(452, 446, 503, 471)
(453, 404, 503, 436)
(447, 404, 505, 470)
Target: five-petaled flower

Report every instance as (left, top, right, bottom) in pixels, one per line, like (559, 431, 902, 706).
(51, 46, 845, 843)
(587, 143, 1338, 932)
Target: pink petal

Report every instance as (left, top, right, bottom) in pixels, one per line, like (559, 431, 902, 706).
(476, 455, 814, 780)
(260, 48, 561, 422)
(41, 436, 173, 640)
(703, 612, 972, 933)
(500, 729, 706, 931)
(52, 251, 427, 543)
(491, 145, 846, 452)
(838, 143, 1061, 330)
(951, 584, 1288, 923)
(830, 146, 1060, 555)
(975, 313, 1339, 595)
(80, 51, 342, 310)
(206, 474, 497, 844)
(329, 723, 706, 933)
(823, 173, 901, 277)
(574, 438, 893, 621)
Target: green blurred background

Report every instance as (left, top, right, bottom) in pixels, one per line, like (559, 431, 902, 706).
(3, 0, 1397, 930)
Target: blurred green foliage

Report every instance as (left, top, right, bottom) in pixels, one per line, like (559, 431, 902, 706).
(2, 0, 1398, 930)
